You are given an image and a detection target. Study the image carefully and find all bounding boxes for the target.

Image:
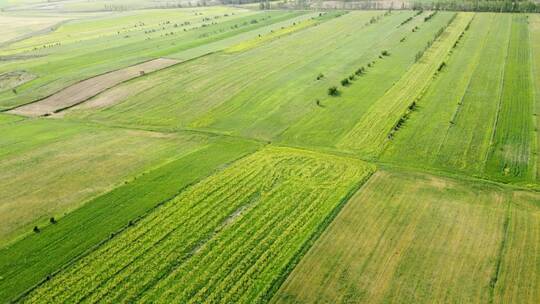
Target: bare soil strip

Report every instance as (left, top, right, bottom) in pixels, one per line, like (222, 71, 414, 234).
(8, 58, 179, 117)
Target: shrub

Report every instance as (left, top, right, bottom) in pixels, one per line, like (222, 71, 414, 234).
(50, 217, 57, 224)
(328, 86, 339, 96)
(348, 75, 355, 81)
(33, 226, 40, 233)
(316, 73, 324, 80)
(340, 78, 350, 86)
(355, 67, 365, 75)
(438, 62, 446, 72)
(381, 50, 390, 56)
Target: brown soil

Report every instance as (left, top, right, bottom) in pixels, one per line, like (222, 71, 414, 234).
(9, 58, 179, 117)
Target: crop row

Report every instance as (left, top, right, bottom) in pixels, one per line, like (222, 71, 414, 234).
(22, 147, 374, 303)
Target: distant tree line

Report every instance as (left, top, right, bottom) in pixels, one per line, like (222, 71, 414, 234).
(410, 0, 540, 13)
(239, 0, 540, 13)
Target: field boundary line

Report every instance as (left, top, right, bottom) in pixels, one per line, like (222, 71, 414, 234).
(488, 197, 511, 304)
(9, 143, 264, 303)
(483, 14, 512, 174)
(261, 166, 376, 303)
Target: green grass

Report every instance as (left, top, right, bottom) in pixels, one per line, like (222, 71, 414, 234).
(0, 118, 209, 245)
(0, 136, 260, 303)
(381, 14, 537, 184)
(20, 146, 374, 303)
(530, 14, 540, 181)
(0, 9, 539, 304)
(273, 169, 539, 304)
(0, 112, 23, 124)
(485, 15, 535, 182)
(0, 7, 306, 110)
(337, 12, 473, 158)
(493, 190, 540, 303)
(66, 11, 458, 142)
(380, 13, 499, 173)
(278, 10, 453, 148)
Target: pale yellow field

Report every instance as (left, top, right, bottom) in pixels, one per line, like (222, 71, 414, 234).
(0, 14, 68, 45)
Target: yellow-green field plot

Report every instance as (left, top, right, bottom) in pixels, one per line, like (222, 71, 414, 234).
(531, 14, 540, 181)
(0, 13, 67, 45)
(0, 7, 306, 110)
(21, 147, 374, 303)
(338, 12, 473, 157)
(381, 14, 536, 184)
(66, 11, 455, 142)
(0, 118, 206, 244)
(273, 169, 539, 304)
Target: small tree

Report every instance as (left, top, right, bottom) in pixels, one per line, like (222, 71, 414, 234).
(33, 226, 40, 233)
(316, 73, 324, 80)
(341, 78, 350, 86)
(438, 62, 446, 72)
(328, 86, 339, 96)
(50, 217, 57, 224)
(381, 50, 390, 56)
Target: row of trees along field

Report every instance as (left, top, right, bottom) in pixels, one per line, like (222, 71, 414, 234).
(248, 0, 540, 12)
(411, 0, 540, 12)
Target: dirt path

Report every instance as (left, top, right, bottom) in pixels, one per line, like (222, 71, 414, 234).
(9, 58, 179, 117)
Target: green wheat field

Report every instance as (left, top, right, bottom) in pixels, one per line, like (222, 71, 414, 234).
(0, 0, 538, 303)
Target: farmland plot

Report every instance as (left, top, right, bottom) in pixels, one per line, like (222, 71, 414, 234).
(493, 191, 540, 303)
(0, 136, 260, 303)
(531, 14, 540, 181)
(21, 147, 374, 303)
(382, 14, 536, 184)
(0, 8, 305, 110)
(0, 119, 206, 244)
(274, 170, 539, 304)
(67, 11, 442, 139)
(485, 15, 535, 181)
(278, 11, 456, 148)
(380, 13, 505, 174)
(338, 12, 474, 158)
(0, 13, 68, 45)
(9, 58, 180, 117)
